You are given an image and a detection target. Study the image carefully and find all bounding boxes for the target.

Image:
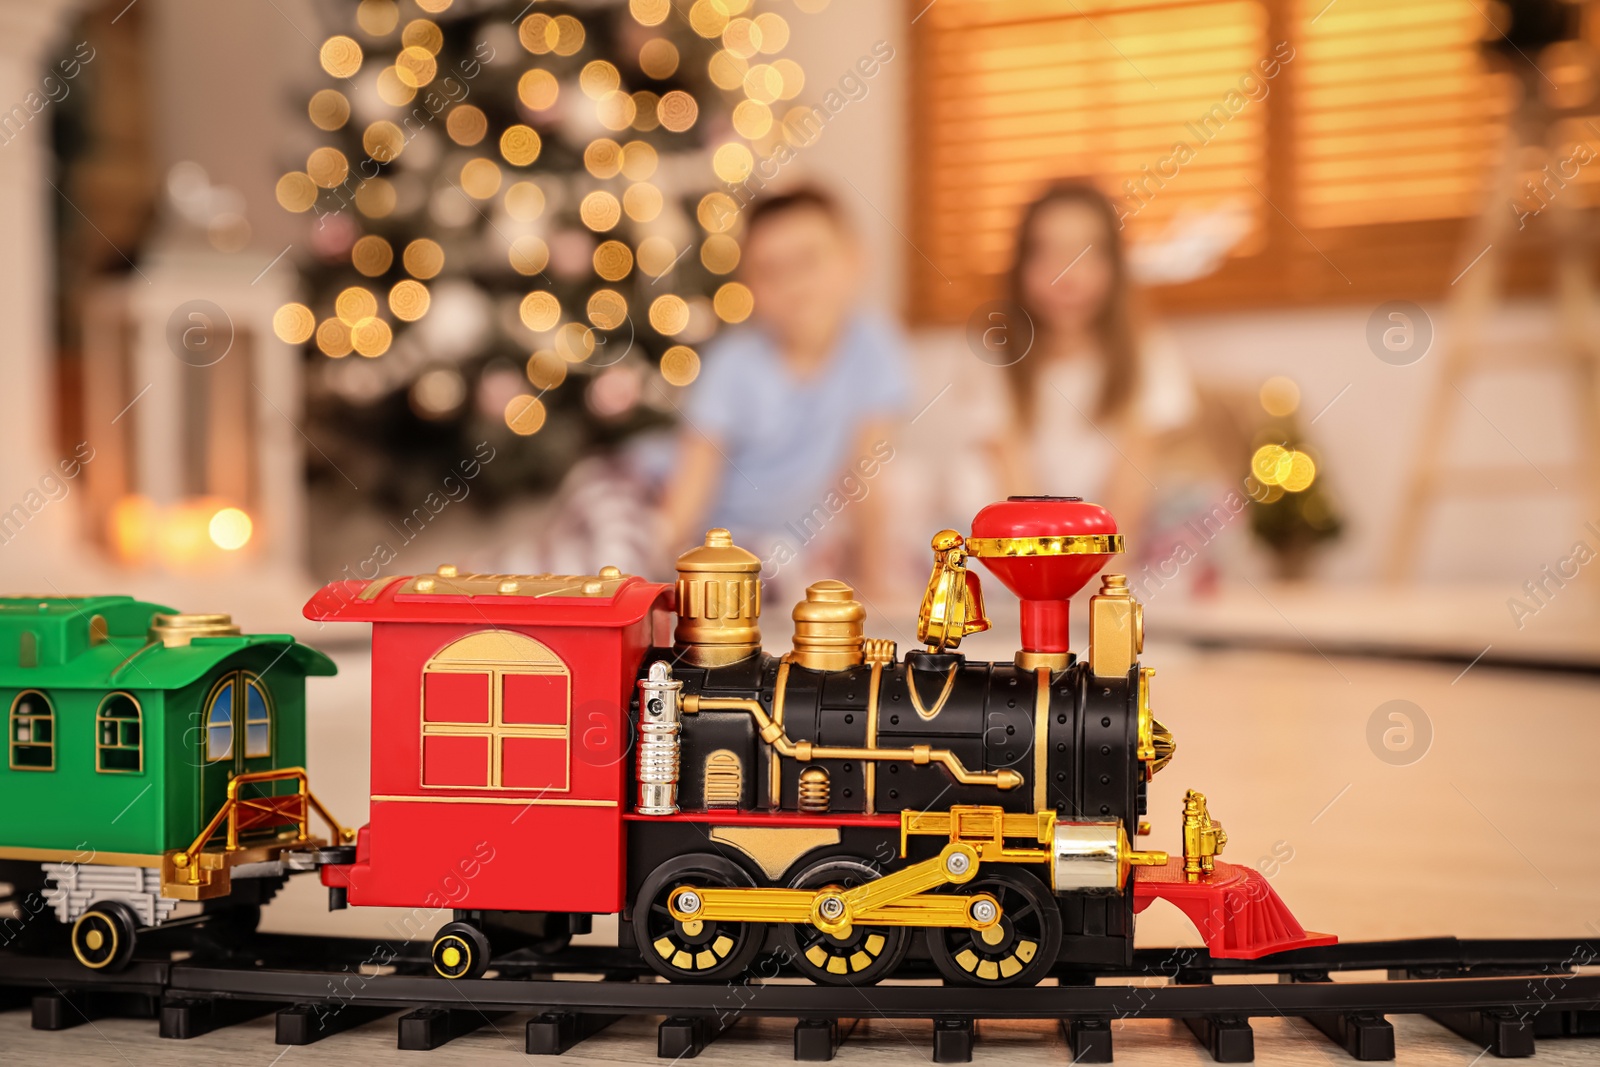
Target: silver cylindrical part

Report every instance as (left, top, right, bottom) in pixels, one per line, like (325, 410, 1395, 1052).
(636, 660, 683, 815)
(1052, 820, 1123, 891)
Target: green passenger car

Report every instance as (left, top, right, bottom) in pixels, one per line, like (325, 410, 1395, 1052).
(0, 596, 346, 969)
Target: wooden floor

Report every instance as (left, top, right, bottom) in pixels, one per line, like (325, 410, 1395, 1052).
(5, 641, 1600, 1064)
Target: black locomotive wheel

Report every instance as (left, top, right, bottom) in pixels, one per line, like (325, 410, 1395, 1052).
(431, 920, 491, 979)
(785, 859, 911, 986)
(926, 867, 1062, 987)
(70, 901, 138, 971)
(634, 853, 764, 982)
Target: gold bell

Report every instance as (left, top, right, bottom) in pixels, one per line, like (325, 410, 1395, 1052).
(916, 531, 990, 653)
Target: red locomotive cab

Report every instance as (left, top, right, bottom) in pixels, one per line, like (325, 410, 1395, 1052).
(303, 567, 672, 933)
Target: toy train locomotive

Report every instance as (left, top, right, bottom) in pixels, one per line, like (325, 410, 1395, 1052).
(0, 496, 1332, 984)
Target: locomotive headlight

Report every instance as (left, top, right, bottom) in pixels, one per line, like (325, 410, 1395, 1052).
(1052, 820, 1168, 892)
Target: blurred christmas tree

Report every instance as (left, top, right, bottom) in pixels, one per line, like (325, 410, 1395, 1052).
(1247, 377, 1343, 580)
(273, 0, 810, 512)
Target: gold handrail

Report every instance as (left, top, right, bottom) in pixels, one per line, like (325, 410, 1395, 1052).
(171, 767, 354, 885)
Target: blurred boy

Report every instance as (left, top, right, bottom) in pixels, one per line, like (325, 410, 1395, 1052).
(663, 187, 909, 600)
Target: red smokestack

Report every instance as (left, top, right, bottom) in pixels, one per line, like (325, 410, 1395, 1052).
(967, 497, 1123, 656)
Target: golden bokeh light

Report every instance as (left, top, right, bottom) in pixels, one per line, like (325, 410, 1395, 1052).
(526, 349, 567, 390)
(403, 238, 445, 279)
(660, 345, 700, 386)
(550, 15, 586, 56)
(307, 147, 349, 188)
(713, 281, 754, 323)
(587, 289, 629, 331)
(639, 38, 679, 79)
(390, 279, 431, 321)
(713, 143, 754, 183)
(689, 0, 731, 37)
(754, 12, 790, 53)
(461, 157, 503, 199)
(352, 235, 395, 277)
(1260, 376, 1301, 417)
(415, 0, 452, 12)
(351, 316, 393, 357)
(519, 13, 554, 54)
(697, 191, 739, 233)
(773, 57, 805, 99)
(317, 318, 354, 358)
(518, 69, 559, 110)
(208, 507, 253, 552)
(580, 190, 622, 232)
(658, 90, 699, 132)
(376, 66, 417, 106)
(336, 287, 379, 326)
(356, 0, 399, 36)
(723, 18, 762, 59)
(505, 394, 547, 436)
(594, 240, 635, 280)
(623, 182, 663, 222)
(272, 303, 316, 345)
(505, 181, 546, 221)
(597, 90, 638, 131)
(308, 89, 350, 131)
(701, 233, 740, 274)
(794, 0, 830, 11)
(447, 105, 488, 146)
(649, 294, 690, 335)
(275, 172, 318, 212)
(584, 138, 623, 179)
(555, 322, 596, 362)
(630, 91, 660, 132)
(620, 140, 659, 180)
(636, 236, 678, 277)
(1251, 444, 1293, 486)
(630, 0, 670, 26)
(744, 63, 783, 104)
(355, 177, 396, 217)
(732, 99, 773, 138)
(708, 50, 749, 91)
(320, 36, 363, 78)
(401, 18, 443, 54)
(500, 125, 542, 167)
(1282, 452, 1316, 492)
(363, 120, 405, 163)
(519, 291, 561, 332)
(395, 45, 438, 88)
(509, 235, 550, 276)
(581, 60, 622, 100)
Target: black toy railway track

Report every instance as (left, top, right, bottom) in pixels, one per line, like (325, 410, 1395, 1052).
(3, 935, 1599, 1063)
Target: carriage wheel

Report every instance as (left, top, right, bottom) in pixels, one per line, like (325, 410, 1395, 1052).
(71, 901, 138, 971)
(431, 920, 491, 979)
(785, 859, 910, 986)
(926, 867, 1062, 987)
(634, 853, 764, 982)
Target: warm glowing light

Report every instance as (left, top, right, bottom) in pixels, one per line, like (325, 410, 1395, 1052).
(395, 45, 438, 88)
(1260, 376, 1301, 417)
(689, 0, 731, 37)
(526, 349, 567, 390)
(505, 394, 547, 435)
(732, 99, 773, 138)
(630, 91, 660, 132)
(376, 66, 417, 106)
(637, 236, 678, 278)
(519, 13, 554, 54)
(273, 303, 316, 344)
(275, 172, 318, 212)
(401, 18, 444, 54)
(650, 295, 690, 336)
(658, 91, 699, 132)
(723, 18, 762, 59)
(580, 191, 622, 232)
(108, 495, 158, 564)
(352, 235, 394, 277)
(390, 280, 431, 321)
(461, 157, 503, 199)
(500, 126, 541, 167)
(320, 36, 363, 78)
(316, 318, 354, 358)
(1282, 452, 1317, 493)
(517, 69, 559, 110)
(306, 147, 349, 188)
(581, 60, 621, 100)
(550, 15, 586, 56)
(447, 105, 488, 146)
(584, 139, 623, 179)
(351, 317, 393, 357)
(661, 345, 700, 386)
(587, 289, 629, 331)
(754, 12, 790, 53)
(744, 64, 783, 104)
(1251, 444, 1291, 486)
(509, 236, 550, 276)
(355, 177, 396, 218)
(640, 38, 679, 79)
(363, 120, 405, 163)
(597, 91, 638, 131)
(356, 0, 398, 36)
(708, 50, 749, 91)
(555, 322, 596, 362)
(208, 507, 253, 551)
(630, 0, 671, 26)
(594, 240, 634, 281)
(623, 182, 663, 222)
(697, 192, 739, 233)
(308, 89, 350, 130)
(713, 143, 754, 182)
(520, 291, 561, 332)
(620, 141, 659, 180)
(336, 287, 379, 326)
(713, 282, 754, 324)
(701, 234, 740, 274)
(773, 58, 805, 99)
(404, 238, 445, 279)
(505, 181, 546, 221)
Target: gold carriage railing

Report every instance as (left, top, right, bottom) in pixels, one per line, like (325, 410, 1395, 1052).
(168, 767, 353, 891)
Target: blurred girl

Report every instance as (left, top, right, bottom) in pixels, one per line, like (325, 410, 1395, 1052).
(990, 180, 1196, 536)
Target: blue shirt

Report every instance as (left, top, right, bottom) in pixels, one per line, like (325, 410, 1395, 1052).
(684, 310, 910, 545)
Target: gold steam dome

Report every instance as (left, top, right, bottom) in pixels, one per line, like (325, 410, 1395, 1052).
(673, 529, 761, 667)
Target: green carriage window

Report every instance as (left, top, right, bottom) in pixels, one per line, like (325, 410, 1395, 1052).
(9, 690, 54, 770)
(203, 671, 271, 763)
(96, 692, 142, 774)
(244, 677, 271, 758)
(206, 680, 234, 762)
